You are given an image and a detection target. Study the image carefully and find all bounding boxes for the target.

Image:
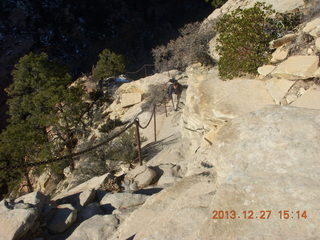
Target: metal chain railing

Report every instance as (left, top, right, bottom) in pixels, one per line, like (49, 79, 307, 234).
(0, 101, 166, 170)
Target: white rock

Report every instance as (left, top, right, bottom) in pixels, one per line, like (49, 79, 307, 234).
(121, 93, 142, 108)
(79, 189, 96, 207)
(257, 65, 276, 77)
(291, 86, 320, 109)
(100, 192, 147, 209)
(271, 45, 289, 63)
(272, 55, 319, 80)
(202, 0, 304, 29)
(15, 191, 47, 212)
(200, 106, 320, 239)
(0, 200, 38, 240)
(303, 17, 320, 37)
(316, 38, 320, 51)
(67, 215, 118, 240)
(47, 204, 77, 233)
(125, 165, 158, 189)
(265, 78, 295, 104)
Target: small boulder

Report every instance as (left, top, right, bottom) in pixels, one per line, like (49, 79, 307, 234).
(100, 192, 147, 209)
(67, 215, 118, 240)
(15, 191, 47, 212)
(47, 204, 77, 233)
(271, 45, 289, 63)
(0, 200, 38, 240)
(79, 189, 96, 207)
(125, 165, 158, 189)
(269, 33, 297, 49)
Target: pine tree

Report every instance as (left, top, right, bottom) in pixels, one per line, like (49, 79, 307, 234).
(0, 52, 90, 194)
(92, 49, 126, 81)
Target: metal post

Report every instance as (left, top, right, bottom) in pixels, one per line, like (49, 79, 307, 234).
(164, 100, 167, 117)
(153, 105, 157, 142)
(135, 120, 142, 166)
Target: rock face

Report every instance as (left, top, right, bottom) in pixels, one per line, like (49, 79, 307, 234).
(47, 204, 77, 233)
(202, 0, 304, 29)
(100, 193, 147, 210)
(0, 200, 38, 240)
(272, 55, 319, 80)
(199, 106, 320, 239)
(182, 66, 274, 138)
(67, 215, 118, 240)
(112, 106, 320, 239)
(112, 173, 216, 240)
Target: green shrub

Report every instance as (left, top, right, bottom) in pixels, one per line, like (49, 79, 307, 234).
(215, 2, 303, 79)
(216, 2, 276, 79)
(92, 49, 126, 81)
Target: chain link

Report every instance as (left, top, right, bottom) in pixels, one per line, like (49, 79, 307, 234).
(0, 102, 160, 170)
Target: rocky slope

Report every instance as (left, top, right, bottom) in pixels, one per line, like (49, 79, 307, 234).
(1, 0, 320, 239)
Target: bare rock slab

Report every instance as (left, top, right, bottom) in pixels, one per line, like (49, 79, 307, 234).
(291, 86, 320, 109)
(199, 106, 320, 239)
(47, 204, 77, 233)
(265, 78, 295, 104)
(67, 215, 118, 240)
(272, 55, 319, 80)
(100, 192, 147, 209)
(0, 200, 38, 240)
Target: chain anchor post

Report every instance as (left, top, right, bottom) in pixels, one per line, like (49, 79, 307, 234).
(135, 119, 143, 166)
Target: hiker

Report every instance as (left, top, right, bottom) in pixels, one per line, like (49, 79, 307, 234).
(167, 78, 182, 111)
